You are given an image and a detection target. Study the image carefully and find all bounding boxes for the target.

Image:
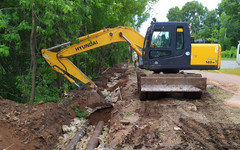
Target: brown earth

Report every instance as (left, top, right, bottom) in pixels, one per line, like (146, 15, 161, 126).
(1, 61, 240, 150)
(0, 62, 126, 150)
(105, 64, 240, 150)
(0, 97, 74, 150)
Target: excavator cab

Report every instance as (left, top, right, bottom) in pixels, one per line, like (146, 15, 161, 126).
(142, 22, 191, 73)
(141, 22, 220, 73)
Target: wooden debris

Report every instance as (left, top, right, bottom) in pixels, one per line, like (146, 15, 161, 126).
(85, 121, 104, 150)
(102, 67, 110, 74)
(66, 121, 89, 150)
(118, 86, 123, 101)
(3, 143, 14, 150)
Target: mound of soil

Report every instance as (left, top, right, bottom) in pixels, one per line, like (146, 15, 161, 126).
(0, 61, 129, 149)
(0, 96, 74, 150)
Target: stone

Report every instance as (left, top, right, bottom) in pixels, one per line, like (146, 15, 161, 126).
(120, 119, 130, 125)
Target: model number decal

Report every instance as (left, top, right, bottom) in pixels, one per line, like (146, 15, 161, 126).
(206, 60, 216, 64)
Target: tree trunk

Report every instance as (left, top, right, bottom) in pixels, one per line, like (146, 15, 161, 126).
(29, 5, 37, 104)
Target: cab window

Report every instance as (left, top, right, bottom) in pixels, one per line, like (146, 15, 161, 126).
(176, 27, 184, 50)
(149, 50, 171, 59)
(150, 30, 171, 48)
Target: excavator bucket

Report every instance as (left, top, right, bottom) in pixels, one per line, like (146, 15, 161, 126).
(137, 72, 206, 100)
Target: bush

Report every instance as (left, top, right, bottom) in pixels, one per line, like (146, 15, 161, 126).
(221, 46, 237, 58)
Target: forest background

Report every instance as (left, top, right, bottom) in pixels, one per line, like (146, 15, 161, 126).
(0, 0, 239, 103)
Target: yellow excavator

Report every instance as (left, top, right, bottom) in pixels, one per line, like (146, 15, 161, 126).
(42, 21, 221, 100)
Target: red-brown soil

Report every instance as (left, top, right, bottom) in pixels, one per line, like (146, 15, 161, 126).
(0, 97, 74, 149)
(0, 62, 126, 150)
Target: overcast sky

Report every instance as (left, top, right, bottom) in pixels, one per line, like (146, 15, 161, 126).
(139, 0, 222, 35)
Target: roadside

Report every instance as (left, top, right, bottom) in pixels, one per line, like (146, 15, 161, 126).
(221, 60, 240, 69)
(208, 60, 240, 76)
(186, 70, 240, 108)
(208, 69, 240, 76)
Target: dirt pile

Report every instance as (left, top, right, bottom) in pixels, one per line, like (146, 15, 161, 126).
(0, 96, 74, 150)
(0, 61, 129, 150)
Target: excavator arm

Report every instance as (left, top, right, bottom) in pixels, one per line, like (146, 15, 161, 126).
(41, 26, 144, 88)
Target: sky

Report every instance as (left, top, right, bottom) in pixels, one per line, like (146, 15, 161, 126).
(139, 0, 222, 36)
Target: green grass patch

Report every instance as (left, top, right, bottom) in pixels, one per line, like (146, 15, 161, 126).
(219, 68, 240, 76)
(205, 69, 240, 76)
(221, 58, 236, 60)
(70, 105, 88, 118)
(205, 70, 218, 73)
(207, 86, 233, 102)
(103, 94, 109, 97)
(125, 112, 134, 116)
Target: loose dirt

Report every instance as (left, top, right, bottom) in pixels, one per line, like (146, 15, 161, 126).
(0, 61, 240, 150)
(105, 64, 240, 149)
(0, 97, 74, 150)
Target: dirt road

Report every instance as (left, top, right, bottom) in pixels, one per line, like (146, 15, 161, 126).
(186, 70, 240, 108)
(221, 60, 240, 69)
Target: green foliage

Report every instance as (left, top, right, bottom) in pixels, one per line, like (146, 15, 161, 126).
(0, 45, 9, 56)
(218, 0, 240, 49)
(198, 10, 220, 39)
(126, 112, 134, 116)
(15, 65, 61, 103)
(221, 46, 237, 58)
(70, 105, 88, 118)
(219, 69, 240, 76)
(167, 0, 239, 58)
(103, 94, 109, 98)
(0, 0, 153, 103)
(167, 7, 182, 22)
(181, 1, 207, 34)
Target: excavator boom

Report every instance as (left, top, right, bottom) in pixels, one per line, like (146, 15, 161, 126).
(42, 26, 144, 88)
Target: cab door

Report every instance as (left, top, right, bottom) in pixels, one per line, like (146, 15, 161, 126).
(147, 24, 173, 65)
(144, 23, 191, 71)
(172, 26, 191, 67)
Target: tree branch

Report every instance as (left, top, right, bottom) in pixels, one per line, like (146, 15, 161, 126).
(0, 7, 21, 11)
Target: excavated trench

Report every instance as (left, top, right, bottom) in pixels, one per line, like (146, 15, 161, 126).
(87, 108, 113, 126)
(86, 63, 129, 126)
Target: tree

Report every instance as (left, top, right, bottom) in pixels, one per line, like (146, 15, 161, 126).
(167, 6, 182, 22)
(0, 0, 158, 103)
(181, 1, 207, 34)
(167, 1, 208, 35)
(219, 0, 240, 47)
(198, 9, 220, 38)
(29, 4, 37, 104)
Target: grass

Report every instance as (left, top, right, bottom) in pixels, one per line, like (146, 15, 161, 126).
(207, 86, 233, 102)
(221, 57, 236, 60)
(70, 105, 88, 118)
(219, 68, 240, 76)
(125, 112, 134, 116)
(205, 70, 218, 73)
(205, 69, 240, 76)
